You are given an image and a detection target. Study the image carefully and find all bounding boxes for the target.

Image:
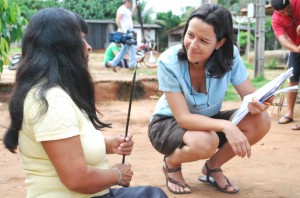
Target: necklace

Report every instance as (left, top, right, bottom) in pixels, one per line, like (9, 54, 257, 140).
(188, 63, 210, 107)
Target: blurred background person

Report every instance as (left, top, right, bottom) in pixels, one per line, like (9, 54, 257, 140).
(104, 42, 128, 69)
(107, 0, 138, 71)
(271, 0, 300, 130)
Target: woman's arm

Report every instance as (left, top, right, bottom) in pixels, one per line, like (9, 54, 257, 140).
(234, 78, 268, 114)
(42, 136, 132, 194)
(234, 77, 256, 98)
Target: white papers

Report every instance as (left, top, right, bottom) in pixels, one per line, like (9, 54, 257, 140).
(273, 85, 298, 95)
(231, 67, 298, 125)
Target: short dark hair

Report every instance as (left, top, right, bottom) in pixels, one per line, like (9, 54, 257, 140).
(271, 0, 290, 11)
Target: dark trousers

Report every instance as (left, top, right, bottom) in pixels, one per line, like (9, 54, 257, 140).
(92, 186, 168, 198)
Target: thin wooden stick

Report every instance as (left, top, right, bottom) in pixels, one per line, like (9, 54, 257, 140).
(122, 68, 137, 163)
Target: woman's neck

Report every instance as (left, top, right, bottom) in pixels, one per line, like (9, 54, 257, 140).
(188, 62, 207, 93)
(189, 61, 206, 72)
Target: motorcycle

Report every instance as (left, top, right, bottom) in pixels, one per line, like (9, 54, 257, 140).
(136, 40, 160, 68)
(8, 54, 21, 70)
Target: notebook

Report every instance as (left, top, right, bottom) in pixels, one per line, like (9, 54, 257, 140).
(231, 67, 298, 125)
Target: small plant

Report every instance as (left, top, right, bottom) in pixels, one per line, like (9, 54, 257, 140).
(238, 31, 254, 52)
(244, 61, 254, 70)
(266, 58, 277, 70)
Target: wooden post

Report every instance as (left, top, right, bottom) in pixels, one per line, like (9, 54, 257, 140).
(247, 17, 251, 62)
(254, 0, 265, 78)
(246, 3, 254, 63)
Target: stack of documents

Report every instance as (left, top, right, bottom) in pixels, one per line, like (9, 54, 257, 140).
(231, 67, 298, 125)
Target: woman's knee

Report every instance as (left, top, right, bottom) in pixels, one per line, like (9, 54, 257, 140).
(184, 132, 219, 158)
(243, 112, 271, 142)
(254, 112, 271, 134)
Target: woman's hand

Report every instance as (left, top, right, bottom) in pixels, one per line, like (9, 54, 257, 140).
(111, 133, 134, 155)
(222, 121, 251, 158)
(247, 97, 269, 115)
(112, 163, 133, 187)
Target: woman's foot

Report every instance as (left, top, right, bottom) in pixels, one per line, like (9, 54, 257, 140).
(162, 156, 191, 194)
(199, 161, 239, 193)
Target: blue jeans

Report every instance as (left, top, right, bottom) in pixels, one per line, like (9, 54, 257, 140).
(109, 44, 137, 69)
(105, 58, 128, 68)
(92, 186, 168, 198)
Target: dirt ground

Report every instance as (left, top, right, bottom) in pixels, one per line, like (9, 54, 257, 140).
(1, 98, 300, 198)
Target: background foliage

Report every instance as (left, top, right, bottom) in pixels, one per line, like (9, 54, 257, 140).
(0, 0, 27, 74)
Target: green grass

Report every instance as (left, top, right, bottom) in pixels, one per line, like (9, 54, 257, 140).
(244, 62, 254, 70)
(224, 75, 270, 101)
(9, 47, 21, 55)
(135, 67, 157, 75)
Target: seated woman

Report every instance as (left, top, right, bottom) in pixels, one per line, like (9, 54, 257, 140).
(3, 7, 167, 198)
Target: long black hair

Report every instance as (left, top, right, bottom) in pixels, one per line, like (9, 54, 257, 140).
(178, 4, 235, 78)
(3, 8, 110, 153)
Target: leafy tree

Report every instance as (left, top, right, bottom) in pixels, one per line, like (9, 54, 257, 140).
(132, 0, 153, 24)
(0, 0, 27, 75)
(178, 6, 194, 26)
(265, 17, 276, 50)
(136, 1, 154, 24)
(9, 0, 121, 20)
(155, 11, 181, 51)
(62, 0, 121, 19)
(10, 0, 61, 20)
(218, 0, 230, 8)
(218, 0, 257, 10)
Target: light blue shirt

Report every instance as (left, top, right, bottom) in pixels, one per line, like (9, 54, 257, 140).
(150, 44, 248, 122)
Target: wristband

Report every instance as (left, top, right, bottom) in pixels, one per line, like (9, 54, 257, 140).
(113, 167, 122, 185)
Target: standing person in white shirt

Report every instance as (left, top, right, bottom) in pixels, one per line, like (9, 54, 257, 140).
(108, 0, 138, 71)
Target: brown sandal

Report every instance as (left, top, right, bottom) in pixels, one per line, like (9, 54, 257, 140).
(198, 161, 239, 194)
(162, 156, 191, 194)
